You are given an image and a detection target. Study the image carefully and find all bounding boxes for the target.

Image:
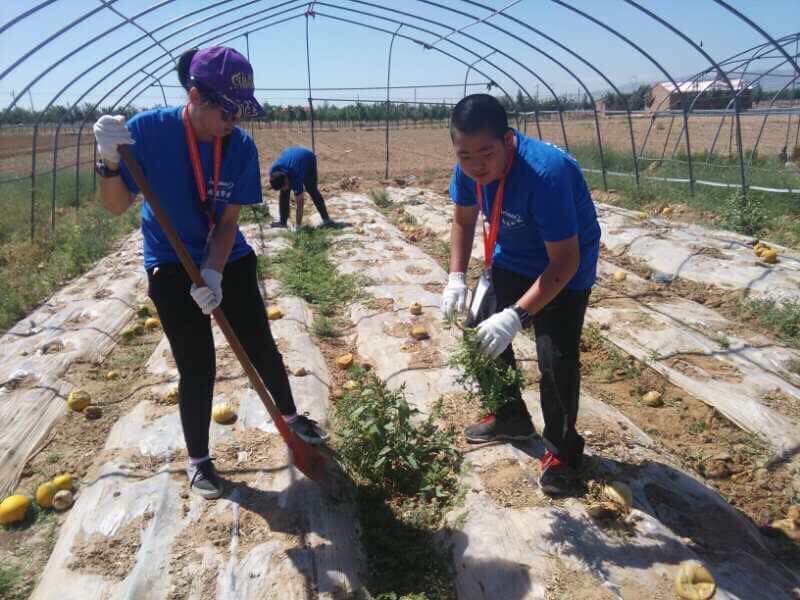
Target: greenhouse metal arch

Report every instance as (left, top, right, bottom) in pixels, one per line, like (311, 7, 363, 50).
(2, 0, 800, 240)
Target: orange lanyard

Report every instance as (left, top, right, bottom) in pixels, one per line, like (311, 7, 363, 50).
(183, 104, 222, 228)
(477, 147, 515, 267)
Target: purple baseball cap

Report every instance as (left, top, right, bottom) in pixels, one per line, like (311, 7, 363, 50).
(189, 46, 265, 119)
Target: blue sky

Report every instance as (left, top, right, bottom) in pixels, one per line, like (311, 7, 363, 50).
(1, 0, 798, 111)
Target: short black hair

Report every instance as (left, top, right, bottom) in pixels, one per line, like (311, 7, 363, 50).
(269, 171, 287, 191)
(450, 93, 509, 140)
(176, 48, 198, 92)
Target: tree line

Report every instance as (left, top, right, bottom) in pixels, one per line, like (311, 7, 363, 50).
(3, 86, 797, 126)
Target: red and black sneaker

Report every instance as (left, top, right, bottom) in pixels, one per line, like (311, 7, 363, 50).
(538, 450, 575, 496)
(463, 413, 536, 444)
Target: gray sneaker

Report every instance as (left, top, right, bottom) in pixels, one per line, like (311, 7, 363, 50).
(287, 414, 329, 445)
(463, 413, 536, 444)
(187, 459, 224, 499)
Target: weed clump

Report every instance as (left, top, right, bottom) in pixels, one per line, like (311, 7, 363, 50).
(448, 329, 524, 416)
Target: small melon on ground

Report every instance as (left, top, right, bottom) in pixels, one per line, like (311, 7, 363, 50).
(761, 249, 779, 264)
(212, 402, 236, 424)
(641, 390, 663, 407)
(52, 490, 74, 511)
(36, 482, 57, 508)
(603, 481, 633, 511)
(163, 387, 179, 404)
(410, 325, 430, 340)
(612, 271, 627, 282)
(409, 302, 423, 315)
(0, 495, 32, 525)
(144, 317, 161, 331)
(267, 307, 284, 320)
(336, 353, 354, 369)
(674, 560, 716, 600)
(52, 474, 74, 492)
(67, 390, 91, 412)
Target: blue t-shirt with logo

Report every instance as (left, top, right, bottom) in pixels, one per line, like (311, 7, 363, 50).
(269, 147, 315, 194)
(119, 106, 262, 270)
(449, 130, 600, 290)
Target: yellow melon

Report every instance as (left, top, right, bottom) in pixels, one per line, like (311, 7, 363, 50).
(67, 390, 91, 412)
(612, 271, 627, 282)
(410, 325, 430, 340)
(642, 390, 663, 407)
(267, 307, 284, 320)
(409, 302, 423, 316)
(336, 353, 354, 369)
(761, 249, 779, 264)
(674, 560, 716, 600)
(35, 482, 57, 509)
(144, 317, 161, 330)
(52, 473, 74, 492)
(0, 495, 31, 525)
(212, 402, 236, 424)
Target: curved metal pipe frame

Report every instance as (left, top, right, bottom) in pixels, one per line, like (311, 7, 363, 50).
(3, 0, 800, 239)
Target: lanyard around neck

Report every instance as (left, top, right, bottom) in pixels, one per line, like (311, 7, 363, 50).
(183, 104, 222, 228)
(477, 146, 515, 267)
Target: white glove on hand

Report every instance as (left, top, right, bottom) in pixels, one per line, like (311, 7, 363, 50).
(92, 115, 134, 164)
(476, 307, 522, 358)
(190, 269, 223, 315)
(441, 272, 468, 319)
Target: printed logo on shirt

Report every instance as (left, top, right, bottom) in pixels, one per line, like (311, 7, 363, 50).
(501, 209, 525, 230)
(206, 179, 234, 201)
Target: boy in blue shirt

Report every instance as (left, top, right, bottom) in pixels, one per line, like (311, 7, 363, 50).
(442, 94, 600, 495)
(268, 147, 336, 228)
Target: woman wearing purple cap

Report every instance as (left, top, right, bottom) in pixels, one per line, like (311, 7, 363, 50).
(92, 46, 327, 500)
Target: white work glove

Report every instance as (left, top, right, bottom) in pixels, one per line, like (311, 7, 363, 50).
(190, 268, 223, 315)
(92, 115, 134, 164)
(476, 307, 522, 358)
(441, 272, 468, 319)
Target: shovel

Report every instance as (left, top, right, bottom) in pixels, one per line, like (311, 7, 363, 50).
(119, 145, 329, 483)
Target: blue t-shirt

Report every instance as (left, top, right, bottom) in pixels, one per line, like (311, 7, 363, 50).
(449, 130, 600, 290)
(269, 147, 315, 194)
(120, 106, 262, 270)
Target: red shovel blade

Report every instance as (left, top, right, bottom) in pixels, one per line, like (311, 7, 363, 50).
(286, 433, 328, 481)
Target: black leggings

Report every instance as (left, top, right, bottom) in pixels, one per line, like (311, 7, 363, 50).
(489, 265, 591, 461)
(278, 156, 330, 223)
(147, 252, 296, 458)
